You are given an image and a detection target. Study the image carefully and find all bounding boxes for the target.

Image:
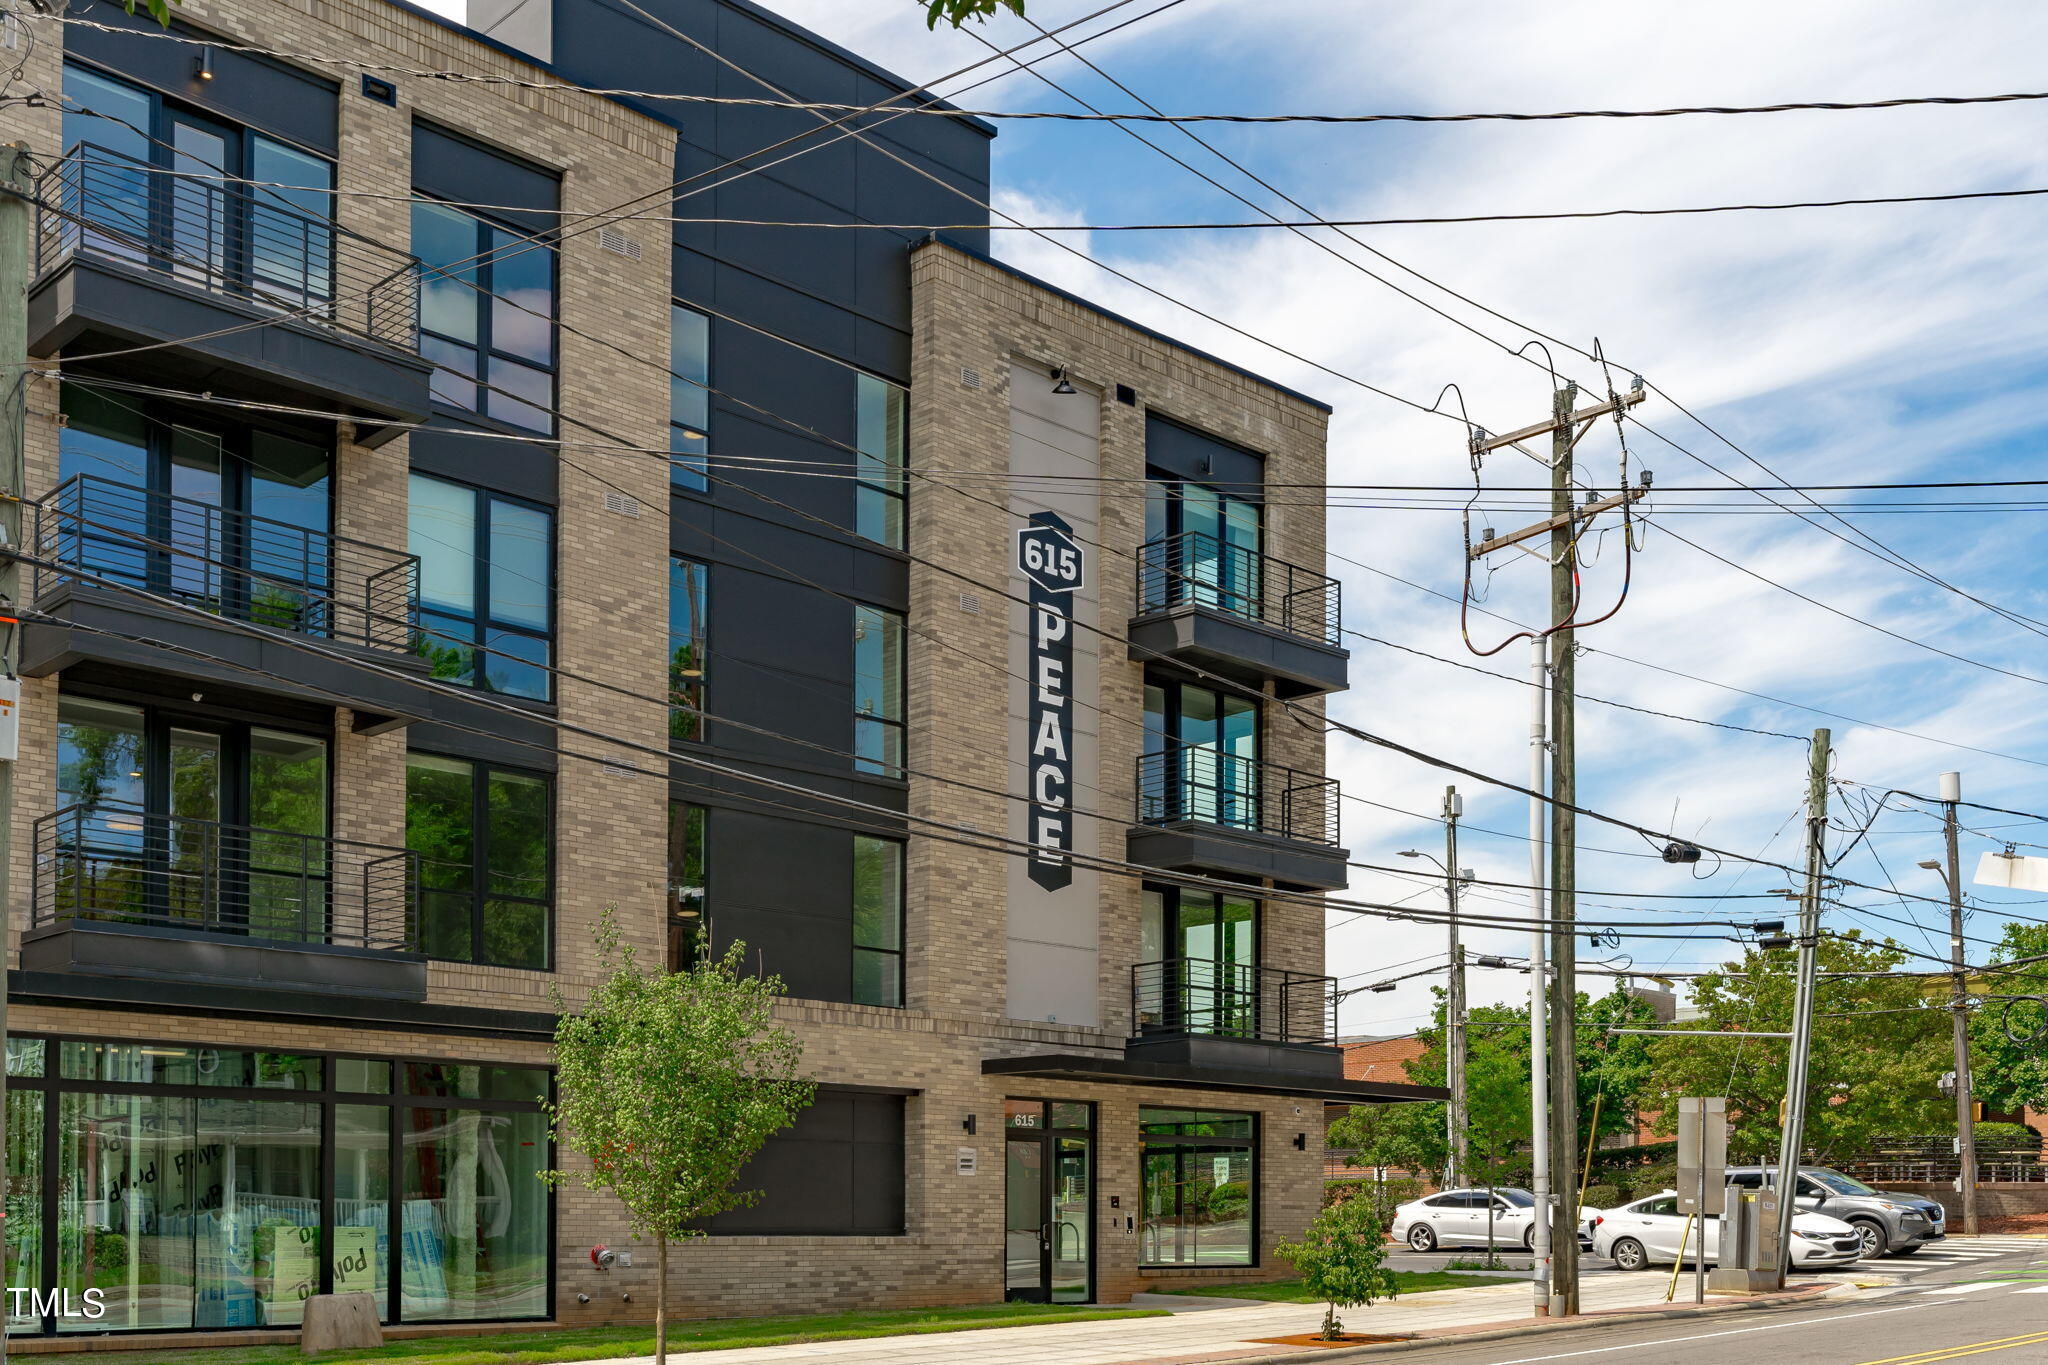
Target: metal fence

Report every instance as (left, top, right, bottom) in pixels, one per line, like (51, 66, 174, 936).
(33, 801, 418, 953)
(1136, 742, 1341, 846)
(1135, 531, 1342, 646)
(36, 474, 420, 651)
(37, 146, 421, 350)
(1131, 958, 1338, 1045)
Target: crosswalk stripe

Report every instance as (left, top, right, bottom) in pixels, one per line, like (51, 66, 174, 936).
(2013, 1285, 2048, 1294)
(1926, 1283, 2001, 1294)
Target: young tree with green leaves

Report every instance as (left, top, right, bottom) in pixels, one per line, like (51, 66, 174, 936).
(1275, 1192, 1402, 1340)
(1971, 921, 2048, 1114)
(545, 911, 814, 1365)
(924, 0, 1024, 27)
(1649, 932, 1948, 1164)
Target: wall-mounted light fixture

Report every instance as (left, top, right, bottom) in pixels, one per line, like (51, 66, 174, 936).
(962, 1114, 977, 1136)
(195, 47, 215, 82)
(1292, 1133, 1307, 1151)
(1050, 365, 1077, 395)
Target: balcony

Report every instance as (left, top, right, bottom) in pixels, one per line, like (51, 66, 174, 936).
(24, 475, 434, 733)
(1129, 743, 1347, 889)
(1128, 958, 1343, 1080)
(30, 148, 431, 441)
(1130, 532, 1349, 698)
(23, 801, 426, 1000)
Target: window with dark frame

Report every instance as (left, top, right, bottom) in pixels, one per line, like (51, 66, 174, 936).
(854, 374, 906, 548)
(852, 604, 904, 777)
(412, 196, 557, 433)
(1139, 1107, 1258, 1267)
(669, 556, 708, 742)
(668, 800, 707, 971)
(405, 752, 552, 970)
(852, 835, 903, 1007)
(408, 473, 553, 701)
(670, 304, 711, 491)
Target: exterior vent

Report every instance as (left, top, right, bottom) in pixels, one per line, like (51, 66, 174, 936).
(960, 366, 982, 390)
(1116, 384, 1137, 406)
(958, 592, 980, 614)
(602, 490, 641, 517)
(603, 758, 641, 778)
(597, 226, 643, 261)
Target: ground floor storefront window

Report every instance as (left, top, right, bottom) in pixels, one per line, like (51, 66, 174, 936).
(4, 1036, 550, 1335)
(1139, 1107, 1256, 1266)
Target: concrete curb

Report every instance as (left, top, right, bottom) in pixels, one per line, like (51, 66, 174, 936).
(1216, 1280, 1856, 1364)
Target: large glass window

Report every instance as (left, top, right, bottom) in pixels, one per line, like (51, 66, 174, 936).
(1142, 469, 1262, 619)
(1140, 1107, 1257, 1267)
(12, 1033, 549, 1336)
(852, 605, 904, 777)
(1138, 886, 1259, 1038)
(854, 375, 907, 548)
(405, 753, 551, 969)
(670, 304, 711, 491)
(669, 557, 708, 742)
(413, 198, 556, 432)
(668, 801, 707, 971)
(852, 835, 903, 1007)
(1141, 676, 1259, 829)
(408, 474, 553, 701)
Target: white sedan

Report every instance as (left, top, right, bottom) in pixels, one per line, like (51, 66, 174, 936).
(1591, 1191, 1862, 1271)
(1392, 1189, 1599, 1252)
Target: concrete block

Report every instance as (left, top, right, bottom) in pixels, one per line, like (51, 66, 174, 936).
(301, 1293, 383, 1353)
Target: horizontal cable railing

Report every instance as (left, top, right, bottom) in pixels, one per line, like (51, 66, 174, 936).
(1136, 531, 1342, 646)
(1131, 958, 1338, 1045)
(35, 474, 420, 652)
(36, 146, 420, 350)
(1136, 742, 1341, 846)
(33, 801, 418, 953)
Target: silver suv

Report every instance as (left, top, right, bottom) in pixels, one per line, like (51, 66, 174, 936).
(1725, 1166, 1946, 1258)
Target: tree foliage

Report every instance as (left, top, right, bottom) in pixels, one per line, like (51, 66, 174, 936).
(1648, 932, 1948, 1164)
(924, 0, 1025, 28)
(1275, 1190, 1401, 1340)
(1970, 922, 2048, 1114)
(544, 911, 813, 1365)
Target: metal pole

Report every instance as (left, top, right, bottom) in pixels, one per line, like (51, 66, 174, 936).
(1547, 381, 1580, 1317)
(1773, 728, 1831, 1283)
(1445, 785, 1468, 1190)
(0, 142, 29, 1365)
(1694, 1158, 1707, 1305)
(1942, 772, 1979, 1236)
(1528, 635, 1551, 1316)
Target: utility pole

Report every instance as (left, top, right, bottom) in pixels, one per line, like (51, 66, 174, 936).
(1940, 771, 1980, 1236)
(1444, 785, 1468, 1190)
(1526, 636, 1551, 1317)
(1546, 383, 1581, 1318)
(1773, 728, 1831, 1283)
(1466, 378, 1646, 1317)
(0, 142, 30, 1365)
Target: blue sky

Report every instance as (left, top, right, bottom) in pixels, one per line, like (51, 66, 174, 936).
(417, 0, 2048, 1033)
(750, 0, 2048, 1035)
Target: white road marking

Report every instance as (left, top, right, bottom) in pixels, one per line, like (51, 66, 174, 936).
(2011, 1285, 2048, 1294)
(1477, 1302, 1942, 1365)
(1925, 1282, 2002, 1294)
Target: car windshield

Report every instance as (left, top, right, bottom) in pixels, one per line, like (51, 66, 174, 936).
(1806, 1169, 1879, 1196)
(1492, 1189, 1535, 1207)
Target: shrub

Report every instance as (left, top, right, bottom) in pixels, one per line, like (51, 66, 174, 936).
(1579, 1183, 1622, 1211)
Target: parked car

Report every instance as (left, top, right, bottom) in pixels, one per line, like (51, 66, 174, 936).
(1592, 1191, 1862, 1271)
(1725, 1166, 1945, 1259)
(1391, 1188, 1598, 1252)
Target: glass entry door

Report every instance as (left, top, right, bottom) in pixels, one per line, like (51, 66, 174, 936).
(1004, 1100, 1094, 1303)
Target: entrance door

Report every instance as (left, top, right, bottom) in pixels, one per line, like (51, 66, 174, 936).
(1004, 1100, 1094, 1303)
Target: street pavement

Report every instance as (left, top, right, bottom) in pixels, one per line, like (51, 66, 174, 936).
(1381, 1236, 2048, 1365)
(1384, 1232, 2047, 1287)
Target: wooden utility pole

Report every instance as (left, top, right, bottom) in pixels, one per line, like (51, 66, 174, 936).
(0, 142, 30, 1365)
(1940, 772, 1980, 1235)
(1444, 786, 1468, 1189)
(1773, 728, 1832, 1284)
(1466, 379, 1645, 1316)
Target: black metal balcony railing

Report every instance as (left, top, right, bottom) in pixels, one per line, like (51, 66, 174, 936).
(1136, 531, 1342, 647)
(36, 146, 421, 350)
(1136, 743, 1340, 847)
(32, 802, 418, 953)
(1132, 958, 1338, 1045)
(35, 474, 420, 652)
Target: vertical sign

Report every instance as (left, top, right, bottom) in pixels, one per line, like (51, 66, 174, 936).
(1018, 512, 1085, 890)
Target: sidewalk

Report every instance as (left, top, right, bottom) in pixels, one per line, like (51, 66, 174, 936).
(574, 1276, 1838, 1365)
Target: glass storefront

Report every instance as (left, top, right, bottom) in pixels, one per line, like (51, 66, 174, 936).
(1139, 1107, 1257, 1267)
(6, 1036, 549, 1335)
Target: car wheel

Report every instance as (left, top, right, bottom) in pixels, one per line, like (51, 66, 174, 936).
(1522, 1225, 1537, 1252)
(1849, 1221, 1887, 1259)
(1610, 1237, 1649, 1272)
(1408, 1225, 1438, 1253)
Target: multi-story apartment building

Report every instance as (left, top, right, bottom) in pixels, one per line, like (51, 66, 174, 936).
(0, 0, 1438, 1342)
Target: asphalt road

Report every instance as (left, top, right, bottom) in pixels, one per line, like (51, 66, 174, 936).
(1380, 1237, 2048, 1365)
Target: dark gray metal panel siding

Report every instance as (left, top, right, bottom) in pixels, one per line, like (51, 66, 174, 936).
(1146, 414, 1266, 494)
(701, 1088, 906, 1234)
(411, 120, 561, 232)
